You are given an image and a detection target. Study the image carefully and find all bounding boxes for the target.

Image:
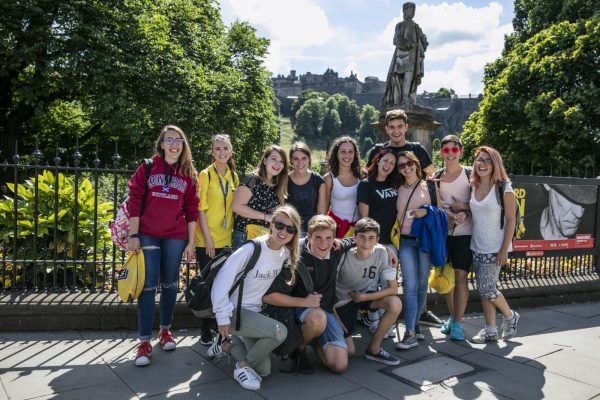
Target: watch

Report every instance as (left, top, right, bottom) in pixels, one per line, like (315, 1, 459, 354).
(128, 233, 139, 239)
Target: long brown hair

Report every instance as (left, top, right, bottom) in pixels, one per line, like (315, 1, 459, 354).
(270, 205, 301, 285)
(256, 145, 288, 204)
(327, 136, 363, 178)
(471, 146, 510, 187)
(154, 125, 197, 181)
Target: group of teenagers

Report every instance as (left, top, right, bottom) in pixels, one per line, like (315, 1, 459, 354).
(124, 109, 521, 391)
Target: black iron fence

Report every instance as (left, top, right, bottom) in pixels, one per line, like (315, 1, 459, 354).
(1, 145, 599, 293)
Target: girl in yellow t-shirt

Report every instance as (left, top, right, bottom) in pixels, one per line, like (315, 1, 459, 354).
(195, 133, 239, 345)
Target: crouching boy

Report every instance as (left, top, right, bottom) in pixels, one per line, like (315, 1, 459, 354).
(334, 217, 402, 366)
(263, 215, 353, 374)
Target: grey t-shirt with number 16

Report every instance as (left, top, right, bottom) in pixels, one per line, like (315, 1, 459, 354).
(335, 244, 396, 308)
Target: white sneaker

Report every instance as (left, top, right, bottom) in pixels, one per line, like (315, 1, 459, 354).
(501, 311, 520, 340)
(207, 334, 229, 362)
(387, 326, 396, 338)
(234, 362, 261, 390)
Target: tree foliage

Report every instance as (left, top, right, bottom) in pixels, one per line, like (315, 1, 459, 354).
(295, 98, 327, 137)
(290, 89, 328, 127)
(462, 2, 599, 175)
(322, 108, 342, 137)
(0, 0, 277, 170)
(357, 104, 379, 155)
(336, 96, 361, 133)
(433, 87, 455, 99)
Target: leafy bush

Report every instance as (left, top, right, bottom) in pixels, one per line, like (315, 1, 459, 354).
(0, 170, 114, 288)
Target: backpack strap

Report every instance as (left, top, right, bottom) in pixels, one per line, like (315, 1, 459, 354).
(496, 182, 506, 229)
(232, 240, 262, 330)
(426, 179, 438, 207)
(433, 168, 444, 189)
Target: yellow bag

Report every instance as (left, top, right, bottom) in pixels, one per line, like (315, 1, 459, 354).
(246, 224, 269, 239)
(117, 251, 145, 302)
(428, 263, 455, 294)
(343, 226, 355, 239)
(390, 220, 400, 249)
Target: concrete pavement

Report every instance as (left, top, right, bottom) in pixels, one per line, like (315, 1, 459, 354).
(1, 301, 600, 399)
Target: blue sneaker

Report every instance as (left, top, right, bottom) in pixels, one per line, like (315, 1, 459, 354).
(365, 348, 400, 366)
(440, 317, 453, 335)
(449, 321, 464, 341)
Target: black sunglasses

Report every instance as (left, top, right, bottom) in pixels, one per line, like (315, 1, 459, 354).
(273, 220, 297, 234)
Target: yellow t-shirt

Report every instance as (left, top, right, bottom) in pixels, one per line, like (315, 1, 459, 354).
(195, 163, 238, 248)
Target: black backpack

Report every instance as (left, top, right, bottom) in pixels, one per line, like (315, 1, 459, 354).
(185, 240, 261, 330)
(495, 182, 524, 239)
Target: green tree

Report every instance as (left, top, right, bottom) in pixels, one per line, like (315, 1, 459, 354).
(295, 98, 327, 137)
(290, 89, 329, 127)
(321, 108, 342, 137)
(462, 3, 599, 175)
(0, 0, 277, 169)
(357, 104, 380, 156)
(336, 96, 361, 133)
(433, 88, 455, 99)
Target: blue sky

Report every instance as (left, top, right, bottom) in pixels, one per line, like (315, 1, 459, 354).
(219, 0, 515, 95)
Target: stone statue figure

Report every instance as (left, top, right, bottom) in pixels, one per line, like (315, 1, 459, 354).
(382, 2, 428, 108)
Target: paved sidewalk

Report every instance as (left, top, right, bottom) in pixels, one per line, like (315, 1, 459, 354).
(1, 302, 599, 399)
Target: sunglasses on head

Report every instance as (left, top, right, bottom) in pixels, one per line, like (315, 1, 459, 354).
(273, 220, 297, 234)
(441, 147, 460, 154)
(397, 160, 415, 170)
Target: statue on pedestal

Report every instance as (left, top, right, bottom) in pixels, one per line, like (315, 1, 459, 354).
(382, 2, 428, 109)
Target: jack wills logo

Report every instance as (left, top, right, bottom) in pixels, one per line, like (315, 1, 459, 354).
(252, 268, 281, 280)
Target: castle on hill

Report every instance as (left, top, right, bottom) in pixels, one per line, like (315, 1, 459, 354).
(272, 68, 482, 138)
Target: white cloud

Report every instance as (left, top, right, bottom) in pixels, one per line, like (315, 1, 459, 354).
(220, 1, 513, 95)
(220, 0, 336, 74)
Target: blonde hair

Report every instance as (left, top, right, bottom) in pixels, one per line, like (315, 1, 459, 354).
(210, 133, 236, 172)
(307, 214, 337, 235)
(471, 146, 510, 187)
(155, 125, 197, 181)
(256, 145, 288, 204)
(270, 205, 302, 284)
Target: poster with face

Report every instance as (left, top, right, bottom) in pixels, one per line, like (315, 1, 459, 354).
(512, 181, 598, 254)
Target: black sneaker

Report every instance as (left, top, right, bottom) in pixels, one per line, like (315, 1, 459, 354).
(356, 310, 372, 328)
(396, 332, 418, 350)
(293, 349, 314, 375)
(200, 328, 214, 346)
(415, 325, 425, 340)
(419, 311, 443, 327)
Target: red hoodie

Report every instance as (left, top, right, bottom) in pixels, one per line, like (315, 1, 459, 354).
(127, 155, 199, 240)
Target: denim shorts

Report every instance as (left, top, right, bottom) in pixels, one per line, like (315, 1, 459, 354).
(295, 307, 347, 350)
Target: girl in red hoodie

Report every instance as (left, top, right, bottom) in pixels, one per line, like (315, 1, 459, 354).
(126, 125, 199, 367)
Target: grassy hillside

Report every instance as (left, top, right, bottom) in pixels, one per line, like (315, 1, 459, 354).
(279, 117, 329, 171)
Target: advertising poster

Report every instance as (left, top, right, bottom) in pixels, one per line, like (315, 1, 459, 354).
(512, 182, 598, 255)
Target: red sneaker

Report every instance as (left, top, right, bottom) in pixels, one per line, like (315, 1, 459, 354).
(134, 341, 152, 367)
(158, 330, 176, 351)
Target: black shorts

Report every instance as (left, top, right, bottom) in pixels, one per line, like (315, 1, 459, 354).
(334, 302, 359, 338)
(446, 235, 472, 272)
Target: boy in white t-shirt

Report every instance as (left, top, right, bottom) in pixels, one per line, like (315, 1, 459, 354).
(334, 218, 402, 366)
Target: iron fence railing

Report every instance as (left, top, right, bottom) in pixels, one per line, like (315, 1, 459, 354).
(1, 143, 599, 294)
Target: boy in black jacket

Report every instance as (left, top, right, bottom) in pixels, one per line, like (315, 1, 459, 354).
(264, 215, 353, 374)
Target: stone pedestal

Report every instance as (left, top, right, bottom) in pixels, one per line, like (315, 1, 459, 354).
(372, 104, 441, 155)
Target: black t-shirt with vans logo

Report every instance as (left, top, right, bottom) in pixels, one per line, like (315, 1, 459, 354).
(357, 179, 398, 244)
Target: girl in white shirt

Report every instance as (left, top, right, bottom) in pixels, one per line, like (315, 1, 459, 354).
(210, 205, 301, 391)
(469, 146, 520, 344)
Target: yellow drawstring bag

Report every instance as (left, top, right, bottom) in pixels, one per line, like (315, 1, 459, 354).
(117, 251, 145, 302)
(390, 220, 400, 249)
(246, 224, 269, 239)
(428, 262, 455, 294)
(343, 226, 355, 239)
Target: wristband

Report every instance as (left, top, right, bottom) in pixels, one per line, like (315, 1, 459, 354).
(128, 233, 139, 239)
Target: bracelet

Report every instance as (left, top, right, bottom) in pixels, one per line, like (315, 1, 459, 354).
(128, 233, 139, 239)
